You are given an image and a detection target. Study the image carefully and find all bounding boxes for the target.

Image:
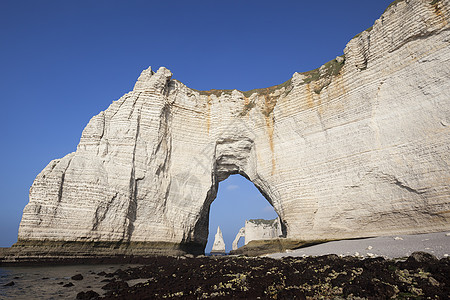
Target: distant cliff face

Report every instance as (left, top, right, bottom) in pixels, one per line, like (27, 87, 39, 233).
(244, 219, 283, 245)
(232, 218, 283, 251)
(18, 0, 450, 254)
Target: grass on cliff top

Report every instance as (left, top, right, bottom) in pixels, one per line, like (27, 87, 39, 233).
(352, 26, 373, 40)
(384, 0, 406, 13)
(241, 77, 292, 98)
(302, 55, 345, 85)
(194, 78, 293, 98)
(353, 0, 441, 40)
(382, 0, 440, 13)
(248, 218, 278, 226)
(192, 0, 442, 98)
(194, 55, 345, 98)
(194, 88, 235, 97)
(352, 0, 405, 40)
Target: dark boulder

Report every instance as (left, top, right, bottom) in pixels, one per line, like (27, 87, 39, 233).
(76, 290, 100, 300)
(408, 251, 438, 263)
(71, 274, 84, 280)
(63, 282, 74, 287)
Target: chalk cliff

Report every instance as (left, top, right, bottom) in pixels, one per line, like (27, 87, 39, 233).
(232, 218, 283, 251)
(17, 0, 450, 255)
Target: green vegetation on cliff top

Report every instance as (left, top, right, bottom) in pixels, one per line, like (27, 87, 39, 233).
(193, 0, 436, 98)
(194, 55, 344, 98)
(248, 218, 278, 226)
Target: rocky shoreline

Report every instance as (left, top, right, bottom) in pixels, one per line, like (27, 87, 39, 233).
(2, 252, 449, 299)
(75, 253, 450, 299)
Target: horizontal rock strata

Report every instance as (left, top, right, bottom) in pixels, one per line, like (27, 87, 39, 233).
(16, 0, 450, 255)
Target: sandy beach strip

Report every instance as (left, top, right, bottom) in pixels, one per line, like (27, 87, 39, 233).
(269, 231, 450, 259)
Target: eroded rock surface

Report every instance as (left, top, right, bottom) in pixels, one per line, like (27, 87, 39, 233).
(17, 0, 450, 255)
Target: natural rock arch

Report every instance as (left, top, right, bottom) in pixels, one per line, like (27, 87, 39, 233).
(232, 227, 246, 251)
(191, 139, 288, 250)
(17, 0, 450, 255)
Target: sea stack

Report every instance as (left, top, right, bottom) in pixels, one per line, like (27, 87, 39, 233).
(211, 226, 226, 255)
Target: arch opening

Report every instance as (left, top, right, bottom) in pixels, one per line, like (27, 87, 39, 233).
(203, 174, 285, 254)
(184, 136, 287, 254)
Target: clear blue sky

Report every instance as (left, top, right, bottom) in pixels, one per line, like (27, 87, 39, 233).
(0, 0, 395, 248)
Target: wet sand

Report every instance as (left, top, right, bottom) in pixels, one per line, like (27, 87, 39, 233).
(269, 232, 450, 259)
(0, 264, 138, 299)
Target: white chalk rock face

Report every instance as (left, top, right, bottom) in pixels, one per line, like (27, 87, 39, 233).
(18, 0, 450, 254)
(232, 227, 245, 251)
(244, 218, 283, 245)
(211, 226, 226, 253)
(232, 218, 283, 251)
